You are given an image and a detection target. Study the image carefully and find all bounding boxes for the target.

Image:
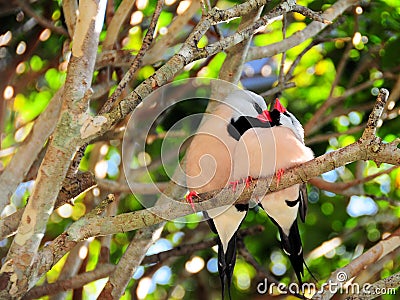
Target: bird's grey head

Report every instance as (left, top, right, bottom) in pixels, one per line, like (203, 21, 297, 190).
(270, 99, 305, 143)
(223, 89, 267, 121)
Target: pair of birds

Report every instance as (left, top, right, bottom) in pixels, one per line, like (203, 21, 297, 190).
(185, 89, 314, 298)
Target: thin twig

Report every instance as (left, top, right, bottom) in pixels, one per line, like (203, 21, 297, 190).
(305, 124, 365, 145)
(62, 0, 78, 36)
(101, 0, 164, 114)
(50, 240, 90, 300)
(142, 1, 201, 65)
(218, 1, 263, 87)
(365, 194, 400, 206)
(311, 102, 375, 135)
(305, 80, 377, 136)
(16, 0, 69, 36)
(279, 12, 287, 89)
(292, 5, 332, 24)
(99, 224, 163, 298)
(247, 0, 357, 61)
(309, 166, 398, 195)
(285, 34, 350, 82)
(22, 264, 116, 299)
(304, 39, 353, 135)
(260, 82, 296, 97)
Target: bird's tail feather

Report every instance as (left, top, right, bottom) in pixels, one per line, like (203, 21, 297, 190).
(278, 220, 304, 284)
(217, 238, 226, 300)
(217, 233, 237, 300)
(304, 260, 318, 282)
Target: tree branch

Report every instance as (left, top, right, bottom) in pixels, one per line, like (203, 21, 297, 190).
(98, 224, 163, 299)
(0, 171, 96, 240)
(353, 247, 400, 287)
(0, 89, 62, 212)
(102, 0, 136, 50)
(260, 82, 296, 97)
(24, 226, 263, 298)
(102, 0, 163, 113)
(347, 272, 400, 299)
(313, 226, 400, 300)
(213, 0, 264, 104)
(67, 0, 163, 178)
(309, 166, 398, 196)
(97, 179, 168, 194)
(50, 240, 90, 300)
(142, 0, 201, 66)
(22, 264, 116, 299)
(247, 0, 358, 61)
(306, 73, 376, 133)
(62, 0, 78, 37)
(95, 49, 137, 70)
(292, 5, 332, 24)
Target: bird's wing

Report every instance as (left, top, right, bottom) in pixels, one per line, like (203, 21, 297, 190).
(299, 183, 308, 223)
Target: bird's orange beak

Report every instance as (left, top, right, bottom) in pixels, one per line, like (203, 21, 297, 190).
(257, 109, 272, 122)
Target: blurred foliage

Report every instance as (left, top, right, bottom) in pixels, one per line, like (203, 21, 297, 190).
(1, 0, 400, 299)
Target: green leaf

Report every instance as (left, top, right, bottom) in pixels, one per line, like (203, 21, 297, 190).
(138, 65, 155, 80)
(157, 11, 173, 28)
(45, 68, 66, 90)
(30, 55, 44, 72)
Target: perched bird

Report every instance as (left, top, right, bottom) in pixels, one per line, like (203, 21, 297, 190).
(185, 89, 269, 299)
(232, 98, 314, 283)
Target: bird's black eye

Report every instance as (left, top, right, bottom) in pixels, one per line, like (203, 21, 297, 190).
(253, 102, 263, 114)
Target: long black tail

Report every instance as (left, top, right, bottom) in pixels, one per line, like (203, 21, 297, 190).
(277, 220, 304, 284)
(217, 233, 237, 300)
(204, 205, 249, 299)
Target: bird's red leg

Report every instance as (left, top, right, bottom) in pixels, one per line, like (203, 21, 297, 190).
(229, 180, 239, 192)
(245, 176, 253, 188)
(186, 191, 199, 211)
(276, 169, 284, 187)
